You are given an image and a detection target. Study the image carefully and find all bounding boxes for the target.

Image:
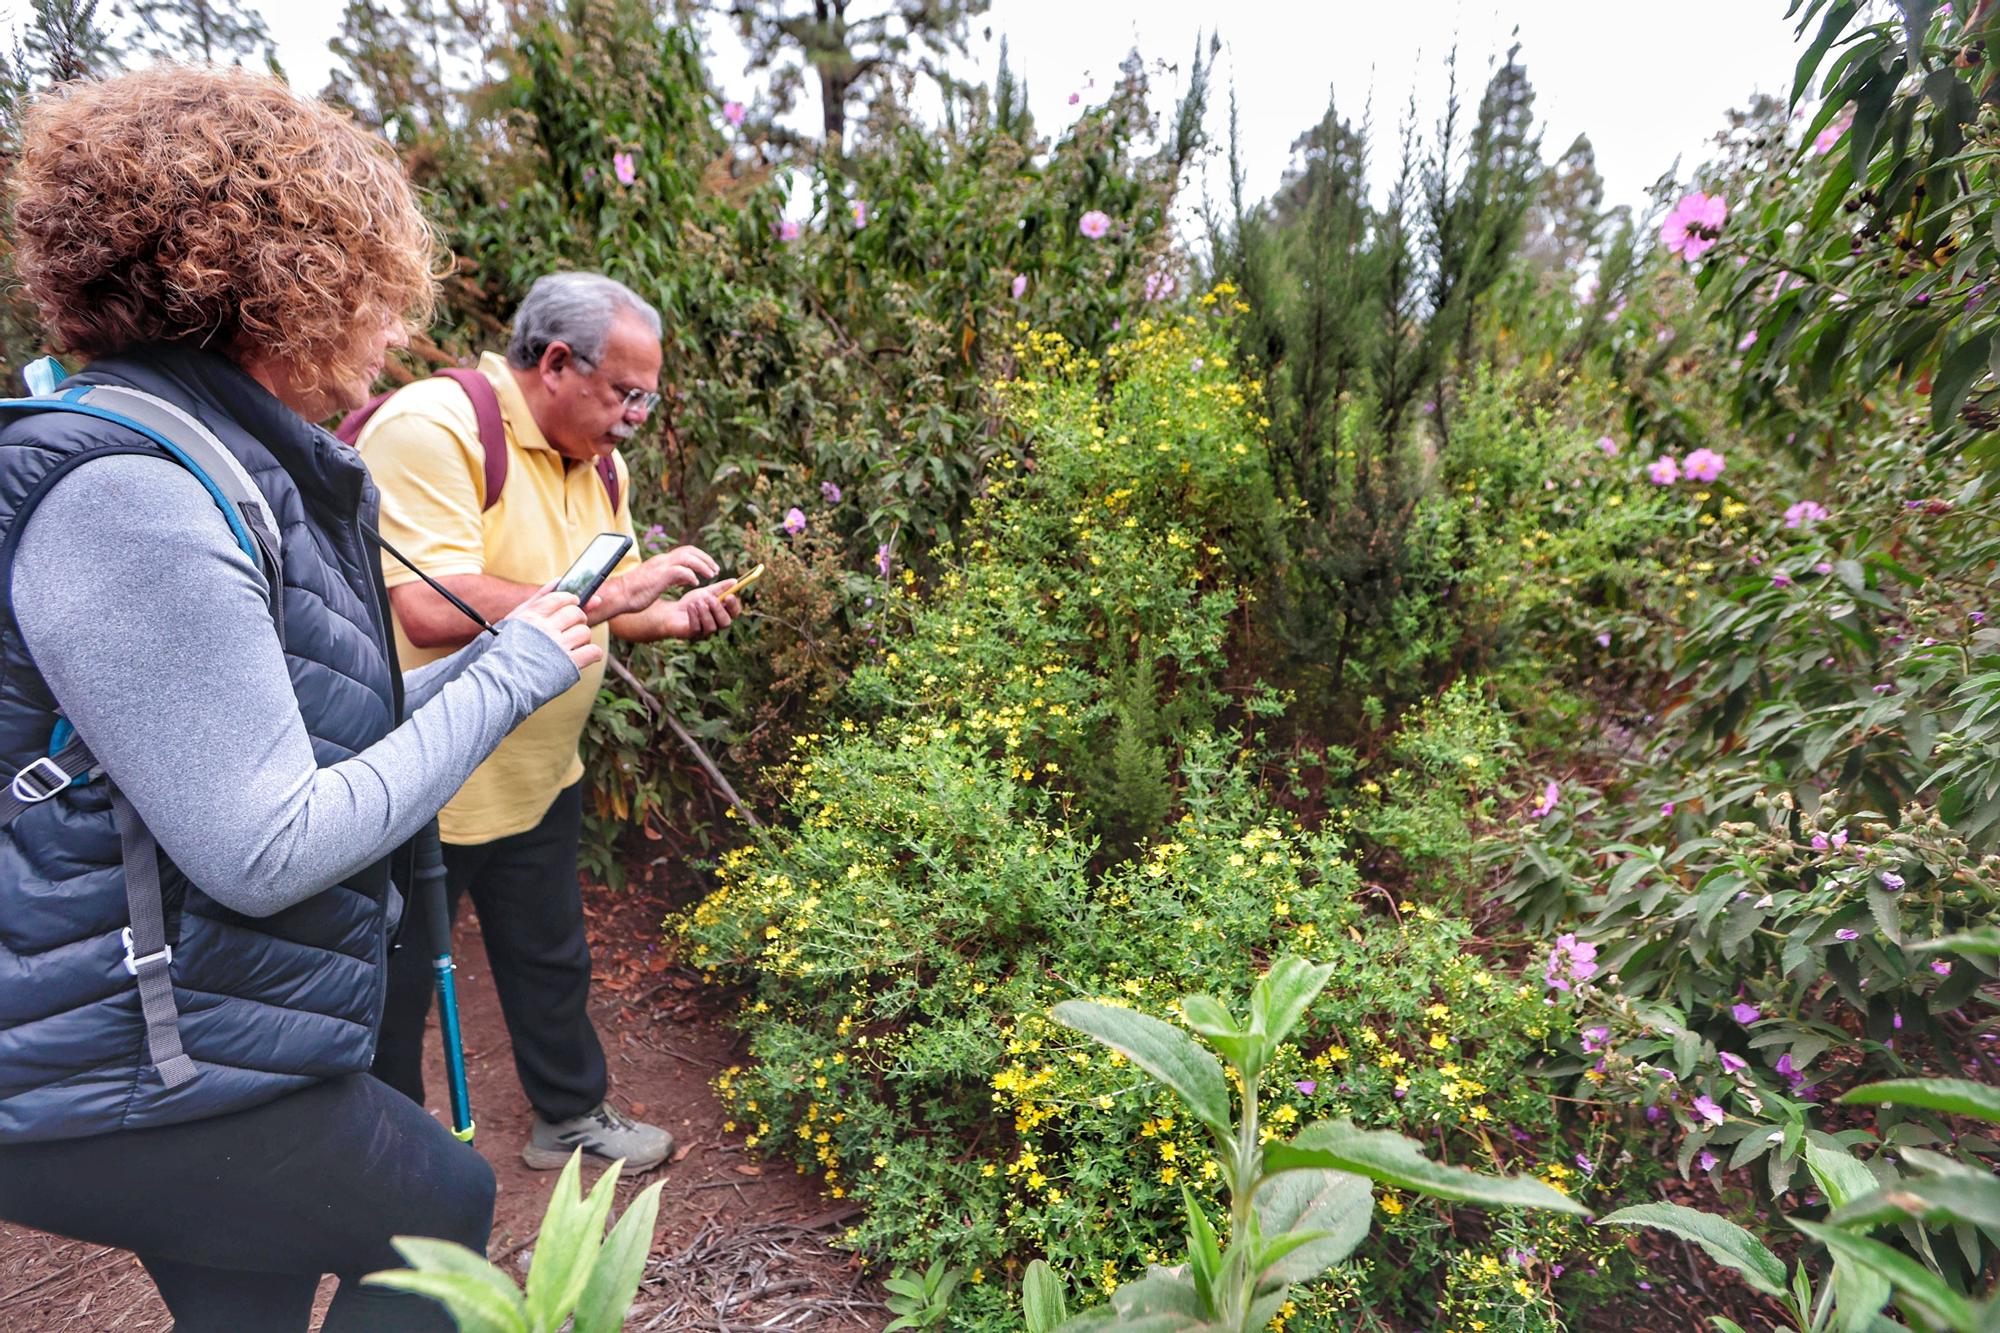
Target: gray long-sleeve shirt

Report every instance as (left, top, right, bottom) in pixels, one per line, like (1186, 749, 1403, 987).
(13, 453, 581, 917)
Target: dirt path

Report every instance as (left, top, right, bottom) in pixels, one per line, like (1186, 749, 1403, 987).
(0, 877, 886, 1331)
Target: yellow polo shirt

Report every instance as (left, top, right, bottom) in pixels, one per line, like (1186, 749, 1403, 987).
(356, 352, 638, 845)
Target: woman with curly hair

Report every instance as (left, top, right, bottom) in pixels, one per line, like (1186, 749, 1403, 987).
(0, 66, 603, 1330)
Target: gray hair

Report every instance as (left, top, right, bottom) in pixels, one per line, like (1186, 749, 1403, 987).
(505, 272, 662, 370)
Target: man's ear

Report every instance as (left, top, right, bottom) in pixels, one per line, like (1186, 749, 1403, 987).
(539, 341, 575, 381)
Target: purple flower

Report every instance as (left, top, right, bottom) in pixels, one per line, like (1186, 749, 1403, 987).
(1545, 933, 1599, 992)
(783, 507, 807, 536)
(1661, 193, 1729, 260)
(1079, 210, 1111, 240)
(1731, 1002, 1761, 1025)
(1772, 573, 1793, 588)
(1295, 1080, 1317, 1095)
(1582, 1026, 1610, 1054)
(821, 481, 842, 505)
(777, 219, 802, 242)
(613, 151, 637, 185)
(1692, 1095, 1725, 1127)
(1835, 928, 1860, 941)
(1011, 273, 1028, 299)
(723, 100, 746, 126)
(1143, 269, 1177, 302)
(1815, 561, 1833, 574)
(875, 544, 892, 578)
(1647, 455, 1681, 486)
(1784, 500, 1829, 529)
(1661, 802, 1676, 816)
(1596, 632, 1612, 647)
(1737, 330, 1759, 352)
(1719, 1052, 1747, 1074)
(1932, 960, 1953, 976)
(1598, 435, 1620, 456)
(1529, 779, 1560, 819)
(1576, 1153, 1594, 1174)
(1645, 1105, 1663, 1123)
(1880, 871, 1905, 890)
(1872, 683, 1894, 695)
(1973, 611, 1987, 625)
(1831, 830, 1848, 849)
(1697, 1150, 1719, 1171)
(1421, 400, 1437, 415)
(1811, 833, 1830, 850)
(1683, 448, 1726, 482)
(1068, 91, 1080, 104)
(850, 200, 870, 228)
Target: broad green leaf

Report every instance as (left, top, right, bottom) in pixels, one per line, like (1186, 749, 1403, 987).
(1932, 331, 1992, 432)
(1595, 1202, 1789, 1298)
(1833, 1175, 2000, 1232)
(527, 1153, 620, 1330)
(1249, 957, 1335, 1054)
(361, 1270, 533, 1333)
(1805, 1141, 1879, 1210)
(1840, 1078, 2000, 1125)
(386, 1238, 528, 1321)
(1911, 928, 2000, 956)
(1183, 1187, 1221, 1312)
(1252, 1166, 1371, 1284)
(1264, 1121, 1586, 1215)
(1053, 1000, 1233, 1140)
(1793, 1219, 1979, 1331)
(1180, 996, 1256, 1075)
(1023, 1260, 1068, 1333)
(572, 1178, 663, 1333)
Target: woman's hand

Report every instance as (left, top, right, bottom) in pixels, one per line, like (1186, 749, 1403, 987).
(504, 587, 603, 673)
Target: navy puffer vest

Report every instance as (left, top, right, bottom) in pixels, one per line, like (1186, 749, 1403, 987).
(0, 345, 405, 1141)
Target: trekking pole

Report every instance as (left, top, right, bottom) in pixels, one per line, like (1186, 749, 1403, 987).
(415, 818, 475, 1144)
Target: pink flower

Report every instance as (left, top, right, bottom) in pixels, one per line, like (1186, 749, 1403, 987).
(1835, 928, 1860, 941)
(850, 200, 869, 228)
(1647, 455, 1681, 485)
(1731, 1002, 1761, 1025)
(1068, 91, 1080, 104)
(1812, 109, 1853, 155)
(820, 481, 842, 505)
(1529, 779, 1560, 819)
(875, 544, 892, 577)
(1736, 330, 1759, 352)
(1772, 573, 1793, 588)
(783, 507, 807, 536)
(1582, 1026, 1610, 1053)
(1683, 448, 1726, 482)
(723, 100, 746, 126)
(1079, 210, 1111, 239)
(1719, 1052, 1747, 1074)
(1831, 830, 1848, 849)
(1931, 960, 1953, 976)
(1596, 632, 1612, 647)
(1784, 500, 1829, 529)
(1811, 833, 1829, 850)
(1661, 192, 1729, 261)
(1692, 1094, 1725, 1127)
(1011, 273, 1028, 299)
(777, 219, 802, 242)
(1598, 435, 1620, 456)
(613, 151, 637, 186)
(1545, 933, 1599, 992)
(1143, 269, 1177, 302)
(1295, 1080, 1317, 1095)
(1697, 1150, 1719, 1171)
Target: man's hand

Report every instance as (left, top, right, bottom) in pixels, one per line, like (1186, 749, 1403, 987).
(594, 545, 718, 623)
(657, 580, 741, 641)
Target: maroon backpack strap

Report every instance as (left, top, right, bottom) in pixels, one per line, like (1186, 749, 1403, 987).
(333, 392, 391, 446)
(595, 456, 622, 513)
(434, 367, 508, 512)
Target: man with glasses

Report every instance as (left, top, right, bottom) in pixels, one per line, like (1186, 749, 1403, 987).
(357, 272, 735, 1172)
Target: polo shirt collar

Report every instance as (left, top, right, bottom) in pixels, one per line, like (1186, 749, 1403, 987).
(479, 351, 554, 454)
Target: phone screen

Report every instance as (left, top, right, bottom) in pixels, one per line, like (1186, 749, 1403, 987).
(554, 532, 634, 603)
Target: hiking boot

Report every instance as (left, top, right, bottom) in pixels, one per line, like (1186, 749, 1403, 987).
(522, 1101, 673, 1172)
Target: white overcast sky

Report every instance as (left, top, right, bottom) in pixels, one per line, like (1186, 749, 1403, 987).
(3, 2, 1809, 222)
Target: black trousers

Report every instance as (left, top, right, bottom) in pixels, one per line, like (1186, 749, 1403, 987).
(0, 1072, 494, 1331)
(372, 782, 607, 1123)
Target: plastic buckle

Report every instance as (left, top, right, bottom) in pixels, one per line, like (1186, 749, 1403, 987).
(10, 755, 71, 804)
(121, 926, 173, 977)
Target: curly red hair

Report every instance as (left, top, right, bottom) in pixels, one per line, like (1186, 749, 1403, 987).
(11, 65, 438, 401)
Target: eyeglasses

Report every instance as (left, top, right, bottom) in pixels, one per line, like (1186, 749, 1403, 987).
(570, 352, 661, 418)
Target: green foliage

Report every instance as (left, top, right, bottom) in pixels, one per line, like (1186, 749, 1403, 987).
(364, 1150, 664, 1333)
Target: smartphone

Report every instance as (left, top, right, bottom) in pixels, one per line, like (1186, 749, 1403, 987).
(554, 532, 633, 604)
(728, 563, 766, 598)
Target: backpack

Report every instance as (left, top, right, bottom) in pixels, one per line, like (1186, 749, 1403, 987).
(0, 354, 288, 1090)
(336, 367, 621, 513)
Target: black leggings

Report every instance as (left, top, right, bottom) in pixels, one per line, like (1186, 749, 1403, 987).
(0, 1072, 494, 1331)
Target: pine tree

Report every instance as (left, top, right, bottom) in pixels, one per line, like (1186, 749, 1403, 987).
(717, 0, 990, 150)
(115, 0, 275, 66)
